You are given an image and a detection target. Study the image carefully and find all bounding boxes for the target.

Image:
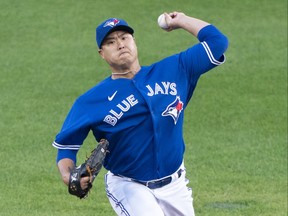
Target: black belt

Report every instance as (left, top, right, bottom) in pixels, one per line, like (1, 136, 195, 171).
(132, 169, 183, 189)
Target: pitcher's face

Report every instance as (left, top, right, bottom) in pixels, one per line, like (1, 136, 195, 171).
(99, 31, 138, 70)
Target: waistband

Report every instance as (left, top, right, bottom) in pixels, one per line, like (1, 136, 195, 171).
(112, 163, 185, 189)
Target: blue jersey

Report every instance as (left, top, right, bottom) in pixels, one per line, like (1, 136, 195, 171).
(53, 25, 228, 181)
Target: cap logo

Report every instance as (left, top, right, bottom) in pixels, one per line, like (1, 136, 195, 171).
(103, 18, 120, 28)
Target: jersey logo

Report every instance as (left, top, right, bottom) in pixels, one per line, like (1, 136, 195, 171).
(162, 96, 184, 125)
(108, 91, 118, 101)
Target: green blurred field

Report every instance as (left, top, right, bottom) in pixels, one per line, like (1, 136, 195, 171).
(0, 0, 287, 215)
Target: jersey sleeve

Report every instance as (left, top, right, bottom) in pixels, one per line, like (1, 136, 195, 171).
(198, 24, 228, 62)
(178, 25, 228, 102)
(52, 98, 91, 151)
(180, 24, 228, 78)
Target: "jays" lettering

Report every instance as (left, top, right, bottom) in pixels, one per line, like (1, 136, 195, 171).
(146, 82, 177, 96)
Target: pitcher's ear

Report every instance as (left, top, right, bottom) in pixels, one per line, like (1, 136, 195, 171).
(98, 49, 104, 59)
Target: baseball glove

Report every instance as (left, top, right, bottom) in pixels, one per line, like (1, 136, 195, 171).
(68, 139, 109, 199)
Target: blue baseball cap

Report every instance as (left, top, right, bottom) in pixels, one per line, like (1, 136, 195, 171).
(96, 18, 134, 48)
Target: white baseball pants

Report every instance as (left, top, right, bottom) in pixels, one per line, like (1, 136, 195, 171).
(105, 166, 195, 216)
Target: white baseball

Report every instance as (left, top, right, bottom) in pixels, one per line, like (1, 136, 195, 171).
(157, 14, 168, 29)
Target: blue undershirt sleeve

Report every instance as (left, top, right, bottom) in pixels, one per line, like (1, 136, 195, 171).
(56, 149, 78, 164)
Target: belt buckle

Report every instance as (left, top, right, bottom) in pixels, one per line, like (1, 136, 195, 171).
(146, 180, 156, 187)
(146, 177, 172, 189)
